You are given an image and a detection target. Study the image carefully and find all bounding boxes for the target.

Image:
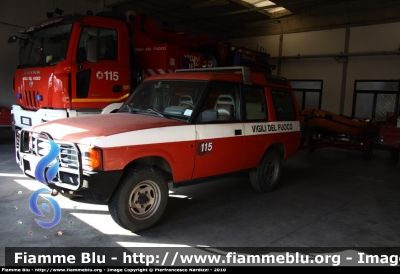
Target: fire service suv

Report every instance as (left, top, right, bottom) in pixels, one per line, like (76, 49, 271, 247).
(15, 67, 300, 232)
(8, 10, 274, 131)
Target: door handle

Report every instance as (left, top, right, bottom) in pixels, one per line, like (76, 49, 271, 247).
(113, 85, 122, 92)
(235, 129, 242, 135)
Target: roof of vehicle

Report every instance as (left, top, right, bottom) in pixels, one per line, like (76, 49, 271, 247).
(143, 67, 292, 88)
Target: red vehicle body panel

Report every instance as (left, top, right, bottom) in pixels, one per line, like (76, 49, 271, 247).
(0, 107, 11, 126)
(30, 70, 300, 183)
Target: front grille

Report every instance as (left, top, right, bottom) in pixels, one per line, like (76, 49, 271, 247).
(32, 136, 80, 172)
(17, 129, 83, 191)
(23, 90, 40, 110)
(59, 144, 79, 169)
(15, 130, 21, 162)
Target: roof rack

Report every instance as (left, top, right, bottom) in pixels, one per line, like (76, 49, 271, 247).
(175, 66, 252, 85)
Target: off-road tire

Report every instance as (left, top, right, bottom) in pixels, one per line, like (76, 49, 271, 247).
(108, 166, 169, 232)
(250, 150, 282, 193)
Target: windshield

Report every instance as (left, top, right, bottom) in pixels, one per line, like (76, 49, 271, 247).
(119, 80, 207, 120)
(20, 24, 72, 68)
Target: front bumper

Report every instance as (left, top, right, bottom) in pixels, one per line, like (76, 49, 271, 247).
(15, 129, 123, 202)
(11, 104, 68, 130)
(76, 170, 123, 202)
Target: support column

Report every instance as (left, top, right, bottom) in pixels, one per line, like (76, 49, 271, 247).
(277, 30, 283, 77)
(339, 27, 350, 115)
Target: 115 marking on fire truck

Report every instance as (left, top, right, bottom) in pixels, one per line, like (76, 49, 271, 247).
(96, 71, 119, 81)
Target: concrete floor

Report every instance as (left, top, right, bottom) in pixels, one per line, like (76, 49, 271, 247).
(1, 126, 400, 266)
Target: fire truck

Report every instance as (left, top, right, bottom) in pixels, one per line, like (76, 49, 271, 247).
(8, 10, 275, 131)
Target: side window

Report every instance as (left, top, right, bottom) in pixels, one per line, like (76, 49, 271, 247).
(244, 86, 267, 121)
(76, 27, 118, 63)
(199, 82, 240, 122)
(271, 90, 297, 121)
(99, 29, 118, 60)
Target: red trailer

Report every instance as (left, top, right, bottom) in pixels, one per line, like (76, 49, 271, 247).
(379, 125, 400, 167)
(299, 109, 381, 160)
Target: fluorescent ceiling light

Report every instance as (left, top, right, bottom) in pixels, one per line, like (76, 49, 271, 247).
(191, 0, 230, 9)
(242, 0, 287, 13)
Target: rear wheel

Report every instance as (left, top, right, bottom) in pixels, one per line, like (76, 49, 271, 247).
(108, 166, 169, 232)
(250, 150, 282, 193)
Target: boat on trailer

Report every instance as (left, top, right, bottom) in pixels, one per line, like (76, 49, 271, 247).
(300, 109, 381, 137)
(299, 109, 382, 160)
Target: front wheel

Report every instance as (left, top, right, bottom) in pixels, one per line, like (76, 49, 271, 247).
(108, 166, 169, 232)
(250, 150, 282, 193)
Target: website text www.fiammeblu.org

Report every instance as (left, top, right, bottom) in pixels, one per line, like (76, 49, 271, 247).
(5, 251, 400, 267)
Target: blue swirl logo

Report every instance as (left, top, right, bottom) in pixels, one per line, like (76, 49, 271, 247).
(34, 138, 60, 185)
(29, 188, 62, 228)
(30, 138, 62, 228)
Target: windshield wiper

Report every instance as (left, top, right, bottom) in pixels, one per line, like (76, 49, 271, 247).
(123, 104, 137, 113)
(146, 108, 166, 118)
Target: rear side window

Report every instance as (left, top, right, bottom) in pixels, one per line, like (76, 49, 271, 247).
(271, 90, 297, 121)
(199, 82, 240, 122)
(244, 85, 267, 121)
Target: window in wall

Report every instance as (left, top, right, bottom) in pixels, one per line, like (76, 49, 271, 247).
(352, 80, 400, 122)
(290, 80, 322, 111)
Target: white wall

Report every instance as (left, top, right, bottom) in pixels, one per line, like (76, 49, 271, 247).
(230, 22, 400, 116)
(0, 0, 105, 109)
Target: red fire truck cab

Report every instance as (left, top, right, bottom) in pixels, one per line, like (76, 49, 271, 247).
(9, 11, 275, 131)
(16, 67, 300, 232)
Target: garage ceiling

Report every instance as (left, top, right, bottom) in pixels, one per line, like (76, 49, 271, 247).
(97, 0, 400, 40)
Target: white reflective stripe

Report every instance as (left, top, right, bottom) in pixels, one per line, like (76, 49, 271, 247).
(92, 122, 300, 148)
(147, 69, 156, 76)
(195, 124, 243, 139)
(93, 125, 196, 148)
(244, 121, 300, 136)
(158, 69, 166, 74)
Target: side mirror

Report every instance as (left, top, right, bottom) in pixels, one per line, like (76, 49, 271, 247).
(8, 36, 18, 43)
(87, 27, 99, 37)
(198, 110, 219, 123)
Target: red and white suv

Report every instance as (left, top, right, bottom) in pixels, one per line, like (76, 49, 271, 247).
(16, 67, 301, 232)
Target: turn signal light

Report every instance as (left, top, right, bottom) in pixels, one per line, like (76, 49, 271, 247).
(87, 148, 101, 169)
